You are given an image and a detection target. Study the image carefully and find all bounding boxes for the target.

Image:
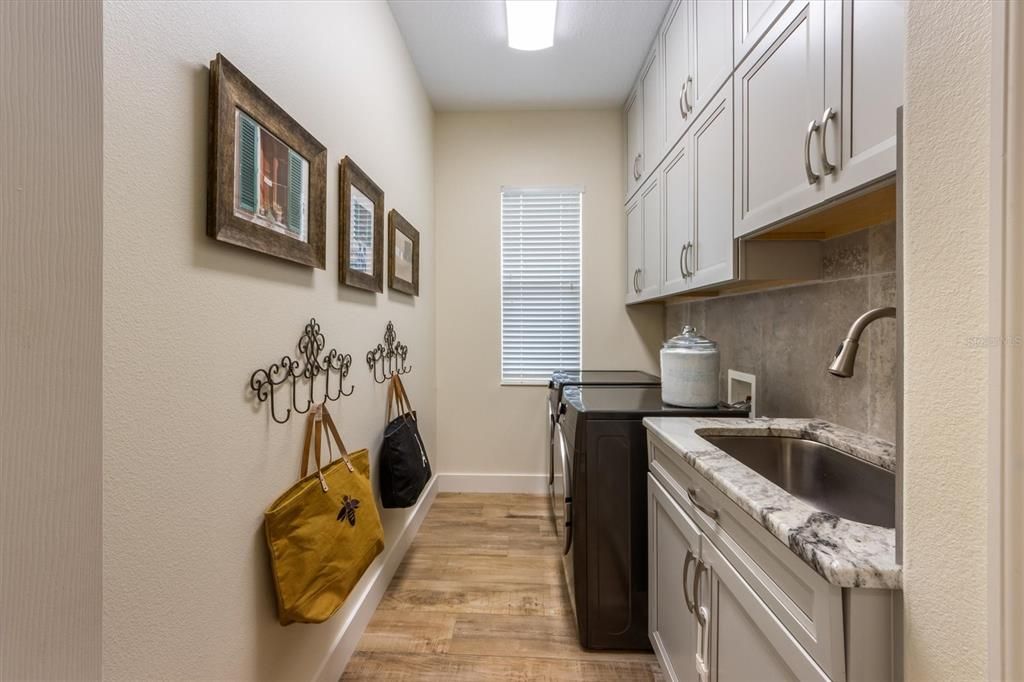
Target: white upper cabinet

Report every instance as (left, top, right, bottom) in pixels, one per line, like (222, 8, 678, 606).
(689, 84, 735, 289)
(626, 196, 642, 302)
(733, 0, 827, 237)
(691, 1, 733, 120)
(640, 176, 662, 299)
(625, 86, 643, 200)
(734, 0, 792, 65)
(820, 0, 904, 197)
(662, 0, 692, 147)
(661, 135, 692, 295)
(642, 45, 663, 182)
(625, 0, 902, 300)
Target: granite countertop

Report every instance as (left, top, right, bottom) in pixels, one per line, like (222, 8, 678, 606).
(643, 417, 901, 590)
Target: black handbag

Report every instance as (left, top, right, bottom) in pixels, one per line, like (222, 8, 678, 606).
(380, 374, 431, 508)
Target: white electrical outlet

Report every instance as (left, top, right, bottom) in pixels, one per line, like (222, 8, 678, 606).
(728, 370, 757, 417)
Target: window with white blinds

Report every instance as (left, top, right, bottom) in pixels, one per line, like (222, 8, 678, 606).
(500, 187, 582, 384)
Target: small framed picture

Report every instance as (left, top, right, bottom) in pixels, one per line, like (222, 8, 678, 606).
(206, 53, 326, 268)
(388, 210, 420, 296)
(339, 156, 384, 292)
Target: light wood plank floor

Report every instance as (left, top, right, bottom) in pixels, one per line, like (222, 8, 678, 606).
(342, 493, 663, 681)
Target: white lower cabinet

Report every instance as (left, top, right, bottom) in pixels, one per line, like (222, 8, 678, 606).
(649, 474, 702, 682)
(702, 539, 829, 681)
(649, 474, 829, 682)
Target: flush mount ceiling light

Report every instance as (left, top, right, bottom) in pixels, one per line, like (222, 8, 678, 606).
(506, 0, 557, 51)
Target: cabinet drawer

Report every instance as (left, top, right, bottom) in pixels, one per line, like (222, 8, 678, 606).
(647, 431, 846, 681)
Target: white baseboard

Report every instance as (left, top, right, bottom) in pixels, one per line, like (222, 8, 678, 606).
(312, 475, 438, 682)
(437, 473, 549, 495)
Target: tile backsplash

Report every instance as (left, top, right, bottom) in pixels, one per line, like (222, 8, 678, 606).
(664, 222, 898, 442)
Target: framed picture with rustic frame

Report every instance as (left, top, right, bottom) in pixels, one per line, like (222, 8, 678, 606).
(339, 156, 384, 292)
(206, 53, 327, 268)
(388, 210, 420, 296)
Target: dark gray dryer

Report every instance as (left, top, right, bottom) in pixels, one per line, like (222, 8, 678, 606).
(547, 370, 660, 524)
(554, 385, 749, 651)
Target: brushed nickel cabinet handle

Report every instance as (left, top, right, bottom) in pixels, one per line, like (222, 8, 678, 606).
(684, 75, 693, 112)
(693, 560, 707, 626)
(820, 106, 837, 175)
(637, 268, 643, 292)
(682, 549, 696, 613)
(686, 240, 694, 277)
(679, 244, 688, 278)
(686, 487, 719, 520)
(804, 119, 821, 185)
(680, 80, 689, 120)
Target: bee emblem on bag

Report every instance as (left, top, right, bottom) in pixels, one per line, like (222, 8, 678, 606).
(337, 496, 360, 526)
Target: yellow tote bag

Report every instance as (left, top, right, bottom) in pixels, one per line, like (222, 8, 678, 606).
(264, 404, 384, 625)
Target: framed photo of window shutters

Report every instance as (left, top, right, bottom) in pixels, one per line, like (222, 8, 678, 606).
(206, 53, 327, 268)
(388, 209, 420, 296)
(339, 156, 384, 292)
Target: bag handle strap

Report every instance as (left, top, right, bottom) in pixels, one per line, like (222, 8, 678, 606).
(299, 406, 328, 491)
(299, 408, 317, 480)
(300, 404, 353, 492)
(386, 374, 397, 423)
(320, 405, 352, 465)
(385, 374, 413, 423)
(393, 374, 415, 416)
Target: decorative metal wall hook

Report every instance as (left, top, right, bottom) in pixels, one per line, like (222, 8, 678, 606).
(249, 318, 354, 424)
(366, 321, 411, 384)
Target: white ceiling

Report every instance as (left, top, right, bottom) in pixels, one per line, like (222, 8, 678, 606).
(388, 0, 670, 111)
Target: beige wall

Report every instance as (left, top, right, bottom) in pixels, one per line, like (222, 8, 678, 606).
(0, 1, 102, 678)
(102, 2, 435, 678)
(902, 0, 992, 678)
(434, 110, 662, 482)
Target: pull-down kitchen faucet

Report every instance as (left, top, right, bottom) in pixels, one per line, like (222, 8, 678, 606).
(827, 307, 896, 378)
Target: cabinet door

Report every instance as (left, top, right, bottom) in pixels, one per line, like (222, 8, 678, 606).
(689, 84, 735, 289)
(820, 0, 904, 197)
(733, 0, 791, 65)
(626, 197, 642, 303)
(733, 0, 827, 238)
(625, 87, 643, 200)
(663, 0, 692, 147)
(701, 541, 829, 682)
(649, 475, 702, 682)
(661, 135, 692, 296)
(642, 47, 663, 181)
(639, 176, 662, 299)
(691, 0, 732, 120)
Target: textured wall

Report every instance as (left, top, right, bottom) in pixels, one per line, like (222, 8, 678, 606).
(0, 1, 103, 678)
(102, 2, 435, 679)
(902, 1, 991, 678)
(434, 110, 662, 481)
(665, 222, 898, 441)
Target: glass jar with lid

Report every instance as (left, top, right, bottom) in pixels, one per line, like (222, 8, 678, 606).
(660, 325, 720, 407)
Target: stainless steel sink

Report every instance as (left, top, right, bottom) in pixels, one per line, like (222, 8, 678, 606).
(701, 435, 895, 528)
